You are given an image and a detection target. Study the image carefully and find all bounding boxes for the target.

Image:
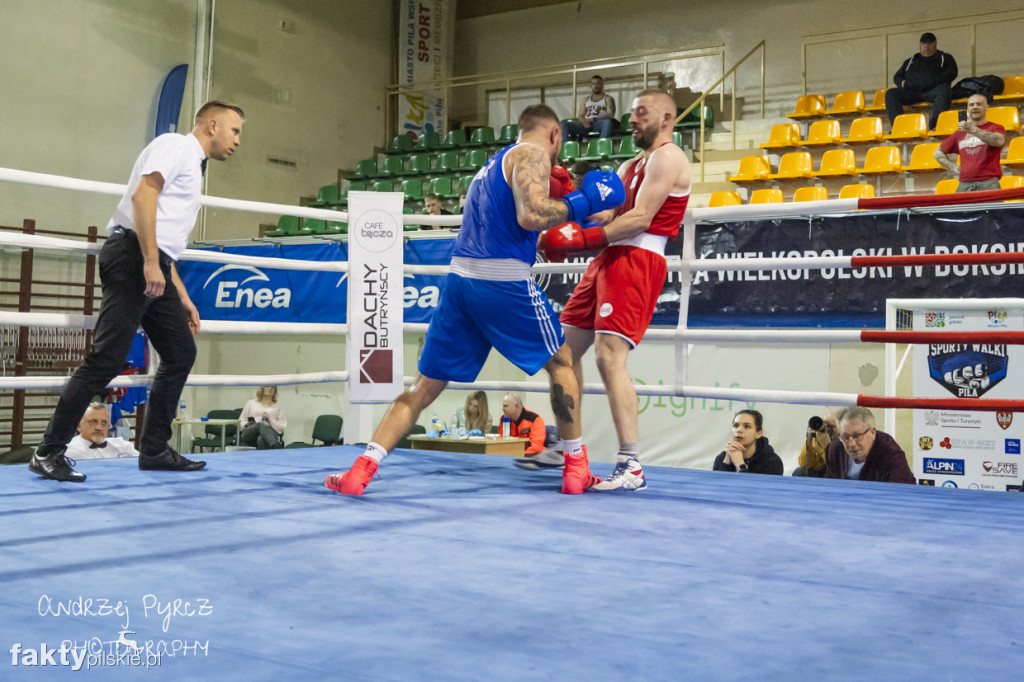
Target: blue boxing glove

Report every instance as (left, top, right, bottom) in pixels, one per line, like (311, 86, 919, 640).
(562, 169, 626, 222)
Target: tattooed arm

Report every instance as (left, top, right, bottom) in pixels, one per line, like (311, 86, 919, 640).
(507, 144, 570, 231)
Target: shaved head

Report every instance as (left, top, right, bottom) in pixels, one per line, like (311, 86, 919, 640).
(630, 89, 676, 150)
(637, 89, 676, 117)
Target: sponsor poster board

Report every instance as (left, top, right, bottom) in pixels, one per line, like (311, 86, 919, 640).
(913, 305, 1024, 491)
(397, 0, 453, 143)
(346, 192, 405, 403)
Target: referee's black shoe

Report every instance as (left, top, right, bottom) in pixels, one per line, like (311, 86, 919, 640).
(29, 449, 87, 482)
(139, 446, 206, 472)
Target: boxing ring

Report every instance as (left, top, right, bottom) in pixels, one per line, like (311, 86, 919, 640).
(2, 166, 1024, 678)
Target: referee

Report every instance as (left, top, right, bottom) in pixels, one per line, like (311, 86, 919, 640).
(29, 101, 245, 482)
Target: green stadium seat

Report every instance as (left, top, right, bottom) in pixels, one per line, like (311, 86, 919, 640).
(619, 113, 631, 132)
(400, 154, 431, 176)
(559, 140, 581, 163)
(434, 150, 460, 174)
(312, 184, 341, 207)
(401, 178, 425, 201)
(496, 124, 518, 144)
(612, 136, 638, 159)
(428, 176, 454, 198)
(440, 129, 467, 148)
(580, 138, 613, 161)
(371, 180, 394, 192)
(467, 127, 495, 146)
(325, 221, 347, 234)
(403, 205, 419, 231)
(672, 131, 683, 148)
(455, 175, 474, 195)
(350, 159, 378, 180)
(457, 149, 488, 172)
(416, 131, 441, 150)
(387, 134, 414, 155)
(303, 219, 326, 233)
(265, 214, 310, 237)
(377, 156, 404, 177)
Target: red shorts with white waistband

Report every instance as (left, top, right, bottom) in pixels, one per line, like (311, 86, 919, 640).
(559, 245, 667, 347)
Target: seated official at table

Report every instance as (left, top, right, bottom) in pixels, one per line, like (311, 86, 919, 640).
(239, 385, 286, 449)
(464, 390, 493, 434)
(501, 393, 546, 455)
(712, 410, 783, 475)
(824, 406, 915, 484)
(66, 402, 139, 460)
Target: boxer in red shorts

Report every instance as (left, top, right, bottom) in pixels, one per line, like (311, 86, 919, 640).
(538, 89, 691, 491)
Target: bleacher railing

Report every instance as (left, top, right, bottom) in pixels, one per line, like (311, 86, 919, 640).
(674, 41, 766, 183)
(385, 43, 730, 140)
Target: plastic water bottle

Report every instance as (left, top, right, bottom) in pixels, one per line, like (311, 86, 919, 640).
(432, 412, 441, 434)
(450, 410, 459, 430)
(501, 416, 511, 438)
(179, 399, 188, 420)
(459, 408, 466, 429)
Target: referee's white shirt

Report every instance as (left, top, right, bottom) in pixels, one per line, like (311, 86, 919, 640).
(65, 435, 139, 460)
(106, 133, 206, 261)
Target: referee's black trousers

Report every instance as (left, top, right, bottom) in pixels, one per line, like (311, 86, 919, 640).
(40, 229, 196, 456)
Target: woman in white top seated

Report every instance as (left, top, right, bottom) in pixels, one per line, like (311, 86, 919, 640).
(239, 386, 287, 449)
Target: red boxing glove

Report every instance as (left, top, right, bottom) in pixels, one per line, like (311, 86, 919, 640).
(537, 221, 608, 262)
(549, 165, 575, 199)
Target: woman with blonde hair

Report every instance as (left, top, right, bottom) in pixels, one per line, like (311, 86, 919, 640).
(239, 385, 287, 449)
(463, 391, 492, 434)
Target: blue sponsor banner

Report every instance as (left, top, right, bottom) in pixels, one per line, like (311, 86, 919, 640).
(177, 239, 453, 325)
(922, 457, 966, 476)
(1006, 438, 1021, 455)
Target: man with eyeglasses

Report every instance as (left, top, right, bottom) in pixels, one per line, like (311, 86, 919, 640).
(824, 407, 915, 484)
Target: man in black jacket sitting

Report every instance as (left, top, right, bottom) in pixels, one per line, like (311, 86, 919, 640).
(885, 32, 958, 130)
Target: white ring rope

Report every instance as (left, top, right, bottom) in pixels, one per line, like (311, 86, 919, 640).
(1, 164, 1018, 410)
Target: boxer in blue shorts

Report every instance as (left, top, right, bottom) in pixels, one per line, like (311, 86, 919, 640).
(326, 104, 625, 496)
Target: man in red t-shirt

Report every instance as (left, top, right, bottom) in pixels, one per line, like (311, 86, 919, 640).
(934, 93, 1006, 192)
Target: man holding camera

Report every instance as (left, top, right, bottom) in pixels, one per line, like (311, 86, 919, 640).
(824, 407, 915, 484)
(933, 93, 1006, 192)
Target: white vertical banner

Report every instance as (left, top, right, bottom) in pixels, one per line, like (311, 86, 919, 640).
(346, 192, 405, 403)
(912, 305, 1024, 491)
(397, 0, 454, 141)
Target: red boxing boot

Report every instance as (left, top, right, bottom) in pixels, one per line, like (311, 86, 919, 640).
(326, 455, 379, 496)
(561, 447, 602, 494)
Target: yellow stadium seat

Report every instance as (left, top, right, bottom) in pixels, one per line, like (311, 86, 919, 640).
(929, 110, 960, 138)
(727, 155, 771, 183)
(986, 106, 1020, 135)
(995, 75, 1024, 102)
(935, 179, 959, 194)
(841, 117, 884, 144)
(884, 113, 928, 142)
(793, 186, 828, 202)
(856, 146, 902, 175)
(865, 88, 887, 113)
(815, 148, 857, 178)
(1001, 176, 1024, 202)
(1002, 137, 1024, 167)
(825, 91, 866, 116)
(901, 142, 943, 172)
(760, 123, 802, 150)
(750, 188, 783, 204)
(708, 191, 742, 207)
(786, 95, 827, 120)
(801, 119, 841, 147)
(770, 152, 814, 180)
(839, 183, 876, 199)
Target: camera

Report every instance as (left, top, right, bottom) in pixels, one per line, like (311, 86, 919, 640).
(808, 416, 825, 432)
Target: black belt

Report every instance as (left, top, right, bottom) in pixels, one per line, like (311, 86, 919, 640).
(110, 226, 173, 267)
